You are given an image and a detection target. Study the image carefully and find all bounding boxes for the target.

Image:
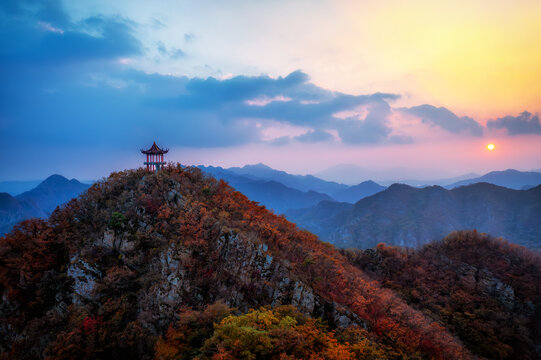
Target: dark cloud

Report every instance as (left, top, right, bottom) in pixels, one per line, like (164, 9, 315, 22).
(0, 0, 68, 25)
(0, 0, 141, 64)
(399, 104, 483, 136)
(486, 111, 541, 135)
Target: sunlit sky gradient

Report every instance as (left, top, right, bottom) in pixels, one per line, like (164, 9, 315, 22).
(1, 0, 540, 181)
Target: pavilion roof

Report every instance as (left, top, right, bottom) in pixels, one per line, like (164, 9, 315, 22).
(141, 141, 169, 154)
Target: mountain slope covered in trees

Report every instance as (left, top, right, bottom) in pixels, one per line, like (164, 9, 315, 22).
(288, 182, 541, 249)
(343, 231, 541, 360)
(1, 166, 539, 359)
(1, 166, 473, 359)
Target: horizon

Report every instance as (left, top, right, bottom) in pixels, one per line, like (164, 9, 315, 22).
(1, 0, 540, 181)
(2, 162, 541, 187)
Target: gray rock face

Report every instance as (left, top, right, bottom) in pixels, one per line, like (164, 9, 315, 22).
(67, 256, 99, 303)
(131, 229, 366, 333)
(477, 269, 515, 310)
(457, 262, 516, 310)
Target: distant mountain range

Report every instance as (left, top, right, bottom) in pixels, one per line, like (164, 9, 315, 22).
(287, 182, 541, 250)
(0, 180, 43, 196)
(446, 169, 541, 190)
(200, 164, 385, 211)
(315, 163, 541, 189)
(3, 166, 540, 247)
(0, 175, 90, 235)
(226, 163, 348, 194)
(314, 163, 480, 186)
(331, 180, 386, 202)
(199, 166, 333, 213)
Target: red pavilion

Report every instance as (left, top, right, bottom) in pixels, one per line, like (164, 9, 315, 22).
(141, 142, 168, 172)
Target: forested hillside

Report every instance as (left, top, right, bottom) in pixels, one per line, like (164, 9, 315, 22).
(288, 182, 541, 249)
(343, 231, 541, 359)
(1, 166, 539, 359)
(0, 166, 470, 359)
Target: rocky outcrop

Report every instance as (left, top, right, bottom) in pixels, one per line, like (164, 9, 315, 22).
(457, 263, 516, 310)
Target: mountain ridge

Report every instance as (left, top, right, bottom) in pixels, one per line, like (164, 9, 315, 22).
(446, 169, 541, 189)
(288, 181, 541, 249)
(1, 166, 540, 359)
(0, 166, 473, 359)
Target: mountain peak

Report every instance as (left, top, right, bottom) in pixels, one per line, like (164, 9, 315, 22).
(0, 166, 473, 359)
(447, 169, 541, 190)
(40, 174, 70, 185)
(387, 183, 415, 191)
(243, 163, 273, 170)
(31, 174, 87, 192)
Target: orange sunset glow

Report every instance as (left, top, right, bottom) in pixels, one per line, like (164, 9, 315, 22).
(2, 0, 540, 180)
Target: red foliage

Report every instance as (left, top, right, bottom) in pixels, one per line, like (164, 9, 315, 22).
(0, 166, 479, 359)
(82, 316, 102, 335)
(344, 231, 541, 360)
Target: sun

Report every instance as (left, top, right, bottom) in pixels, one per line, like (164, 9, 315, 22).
(487, 143, 495, 151)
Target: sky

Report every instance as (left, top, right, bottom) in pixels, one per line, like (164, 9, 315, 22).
(1, 0, 540, 182)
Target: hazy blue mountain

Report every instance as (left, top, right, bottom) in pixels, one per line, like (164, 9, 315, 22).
(314, 164, 371, 184)
(199, 166, 333, 213)
(287, 182, 541, 250)
(331, 180, 386, 203)
(0, 180, 43, 195)
(0, 192, 42, 234)
(378, 172, 480, 187)
(17, 174, 90, 214)
(226, 163, 348, 195)
(446, 169, 541, 190)
(285, 200, 353, 235)
(0, 175, 90, 235)
(315, 163, 479, 187)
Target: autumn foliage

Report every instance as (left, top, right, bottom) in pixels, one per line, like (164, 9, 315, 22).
(343, 231, 541, 360)
(1, 165, 533, 359)
(155, 304, 397, 360)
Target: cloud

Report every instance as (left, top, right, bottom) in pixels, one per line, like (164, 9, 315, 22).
(389, 135, 414, 144)
(7, 0, 534, 160)
(157, 41, 186, 59)
(399, 104, 483, 136)
(0, 0, 141, 64)
(336, 100, 393, 144)
(158, 72, 401, 144)
(294, 130, 333, 143)
(486, 111, 541, 135)
(269, 136, 291, 146)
